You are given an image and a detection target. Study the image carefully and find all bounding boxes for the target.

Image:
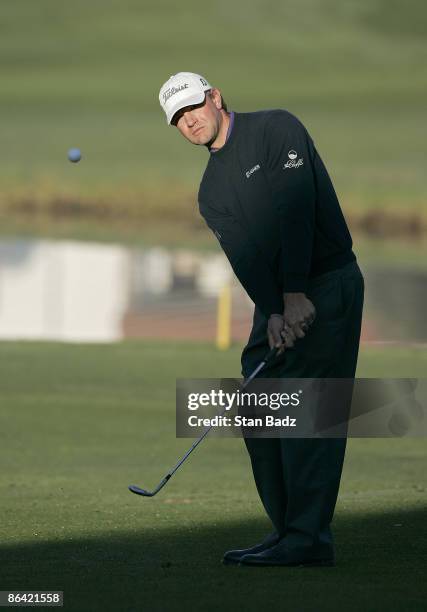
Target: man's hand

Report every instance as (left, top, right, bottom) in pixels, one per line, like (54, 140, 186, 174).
(267, 314, 297, 354)
(267, 314, 286, 355)
(283, 292, 316, 339)
(268, 294, 315, 355)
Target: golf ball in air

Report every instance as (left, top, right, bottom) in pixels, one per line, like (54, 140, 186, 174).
(68, 148, 82, 163)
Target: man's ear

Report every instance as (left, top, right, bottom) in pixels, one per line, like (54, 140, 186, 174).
(211, 88, 223, 110)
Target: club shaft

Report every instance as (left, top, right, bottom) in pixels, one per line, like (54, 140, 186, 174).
(130, 347, 278, 496)
(164, 347, 277, 479)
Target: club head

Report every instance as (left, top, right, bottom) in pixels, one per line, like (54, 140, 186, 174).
(128, 485, 155, 497)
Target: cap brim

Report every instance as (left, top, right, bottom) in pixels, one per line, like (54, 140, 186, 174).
(167, 90, 206, 125)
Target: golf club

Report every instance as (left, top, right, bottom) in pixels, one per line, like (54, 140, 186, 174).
(128, 346, 278, 497)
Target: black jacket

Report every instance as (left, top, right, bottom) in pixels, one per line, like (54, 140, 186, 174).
(198, 109, 355, 318)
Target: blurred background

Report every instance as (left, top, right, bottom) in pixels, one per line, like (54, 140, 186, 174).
(0, 0, 426, 347)
(1, 3, 426, 610)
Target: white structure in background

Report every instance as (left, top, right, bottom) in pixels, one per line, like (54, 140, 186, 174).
(133, 247, 173, 295)
(0, 239, 130, 342)
(196, 254, 234, 297)
(173, 249, 199, 279)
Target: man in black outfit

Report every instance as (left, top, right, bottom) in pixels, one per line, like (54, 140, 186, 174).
(159, 72, 364, 567)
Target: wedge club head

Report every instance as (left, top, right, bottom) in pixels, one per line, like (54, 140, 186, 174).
(128, 485, 155, 497)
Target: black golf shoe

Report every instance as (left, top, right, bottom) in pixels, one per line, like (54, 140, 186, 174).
(239, 540, 335, 567)
(222, 532, 280, 565)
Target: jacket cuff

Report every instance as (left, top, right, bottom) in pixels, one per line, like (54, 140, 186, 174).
(283, 274, 309, 293)
(258, 293, 284, 319)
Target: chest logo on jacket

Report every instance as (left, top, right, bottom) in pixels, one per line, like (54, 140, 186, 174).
(283, 150, 304, 169)
(245, 164, 261, 179)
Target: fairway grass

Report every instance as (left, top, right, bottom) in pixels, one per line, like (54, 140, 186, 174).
(0, 341, 426, 611)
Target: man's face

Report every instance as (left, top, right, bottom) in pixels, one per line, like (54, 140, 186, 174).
(172, 88, 223, 146)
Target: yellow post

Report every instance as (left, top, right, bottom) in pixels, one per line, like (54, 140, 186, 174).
(216, 284, 232, 350)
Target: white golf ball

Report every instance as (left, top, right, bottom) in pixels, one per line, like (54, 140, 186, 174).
(68, 148, 82, 163)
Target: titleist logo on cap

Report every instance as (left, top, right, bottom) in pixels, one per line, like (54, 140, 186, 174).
(163, 84, 189, 103)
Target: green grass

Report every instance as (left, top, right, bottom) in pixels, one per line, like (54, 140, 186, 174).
(0, 340, 426, 611)
(1, 0, 427, 230)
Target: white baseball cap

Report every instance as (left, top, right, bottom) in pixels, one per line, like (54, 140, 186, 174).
(159, 72, 212, 125)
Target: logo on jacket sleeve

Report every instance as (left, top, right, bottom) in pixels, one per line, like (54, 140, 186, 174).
(283, 150, 303, 169)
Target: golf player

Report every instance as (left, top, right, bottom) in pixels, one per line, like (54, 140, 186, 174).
(159, 72, 364, 567)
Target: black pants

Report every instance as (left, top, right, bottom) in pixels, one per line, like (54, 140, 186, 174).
(241, 260, 364, 553)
